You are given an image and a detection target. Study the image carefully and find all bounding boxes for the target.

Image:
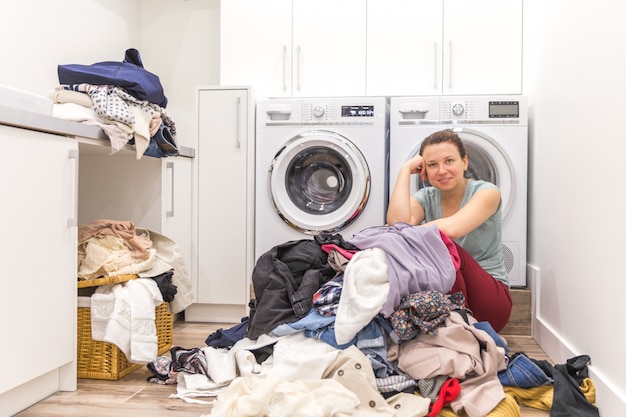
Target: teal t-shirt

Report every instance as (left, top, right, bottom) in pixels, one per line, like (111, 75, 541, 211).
(413, 179, 509, 286)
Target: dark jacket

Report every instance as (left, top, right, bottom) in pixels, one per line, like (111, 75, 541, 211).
(246, 239, 335, 340)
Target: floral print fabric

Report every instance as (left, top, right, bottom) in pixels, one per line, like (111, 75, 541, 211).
(390, 291, 466, 339)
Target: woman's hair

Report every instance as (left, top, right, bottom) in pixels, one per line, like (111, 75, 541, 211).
(419, 129, 467, 158)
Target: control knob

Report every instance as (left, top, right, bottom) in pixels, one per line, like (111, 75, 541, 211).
(312, 105, 325, 117)
(452, 103, 464, 116)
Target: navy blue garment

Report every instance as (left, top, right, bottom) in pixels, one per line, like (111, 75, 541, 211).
(58, 48, 168, 107)
(143, 124, 180, 158)
(205, 317, 249, 348)
(474, 321, 510, 355)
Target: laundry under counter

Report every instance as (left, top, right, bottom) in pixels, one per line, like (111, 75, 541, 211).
(0, 104, 195, 416)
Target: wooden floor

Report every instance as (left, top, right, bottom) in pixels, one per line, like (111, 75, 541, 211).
(16, 290, 550, 416)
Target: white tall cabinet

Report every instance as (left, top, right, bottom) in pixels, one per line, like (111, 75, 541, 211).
(1, 125, 78, 416)
(366, 0, 523, 96)
(184, 86, 254, 323)
(220, 0, 366, 98)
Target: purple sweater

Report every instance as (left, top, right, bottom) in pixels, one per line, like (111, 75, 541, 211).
(347, 223, 456, 317)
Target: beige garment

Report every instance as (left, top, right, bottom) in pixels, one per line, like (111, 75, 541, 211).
(149, 113, 162, 137)
(327, 248, 351, 273)
(79, 219, 152, 260)
(136, 229, 194, 314)
(323, 346, 431, 417)
(82, 118, 134, 154)
(129, 104, 152, 159)
(398, 311, 507, 417)
(77, 234, 156, 279)
(48, 87, 93, 107)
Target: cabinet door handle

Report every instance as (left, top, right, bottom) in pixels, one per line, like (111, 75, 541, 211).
(434, 42, 438, 90)
(67, 149, 78, 227)
(448, 41, 453, 89)
(166, 162, 175, 218)
(282, 45, 287, 92)
(235, 96, 242, 148)
(297, 45, 302, 92)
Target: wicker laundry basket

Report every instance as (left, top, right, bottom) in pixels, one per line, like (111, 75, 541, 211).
(76, 274, 173, 380)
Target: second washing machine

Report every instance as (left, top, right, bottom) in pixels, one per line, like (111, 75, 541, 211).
(389, 95, 528, 287)
(255, 97, 389, 260)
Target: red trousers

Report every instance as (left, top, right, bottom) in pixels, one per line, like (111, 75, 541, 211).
(448, 243, 512, 333)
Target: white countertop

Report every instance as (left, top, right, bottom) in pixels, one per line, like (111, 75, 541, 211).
(0, 104, 195, 158)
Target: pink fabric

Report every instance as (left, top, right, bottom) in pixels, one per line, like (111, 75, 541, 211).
(321, 243, 357, 260)
(439, 231, 461, 270)
(447, 243, 512, 333)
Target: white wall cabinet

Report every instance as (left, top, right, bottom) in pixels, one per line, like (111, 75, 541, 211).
(185, 86, 254, 323)
(0, 125, 78, 416)
(220, 0, 366, 99)
(367, 0, 523, 96)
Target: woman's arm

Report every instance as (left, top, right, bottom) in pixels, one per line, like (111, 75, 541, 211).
(386, 156, 426, 225)
(426, 188, 501, 239)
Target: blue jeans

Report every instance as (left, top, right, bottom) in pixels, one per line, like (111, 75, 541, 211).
(498, 352, 553, 388)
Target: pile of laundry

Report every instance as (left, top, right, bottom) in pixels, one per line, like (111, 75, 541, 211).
(78, 219, 193, 363)
(50, 48, 179, 159)
(147, 223, 600, 417)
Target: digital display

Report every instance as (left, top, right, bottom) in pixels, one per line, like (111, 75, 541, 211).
(342, 105, 374, 117)
(489, 101, 519, 118)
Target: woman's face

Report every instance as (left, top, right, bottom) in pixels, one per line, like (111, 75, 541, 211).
(422, 142, 468, 191)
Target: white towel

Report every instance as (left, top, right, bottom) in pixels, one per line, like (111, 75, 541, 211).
(91, 283, 132, 358)
(90, 278, 163, 363)
(334, 248, 390, 345)
(126, 278, 164, 363)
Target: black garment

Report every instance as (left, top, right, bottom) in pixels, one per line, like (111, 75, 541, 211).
(314, 232, 361, 251)
(550, 355, 600, 417)
(246, 239, 335, 340)
(150, 270, 177, 302)
(531, 355, 600, 417)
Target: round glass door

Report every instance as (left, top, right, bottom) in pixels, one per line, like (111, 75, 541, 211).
(408, 127, 516, 220)
(269, 130, 370, 234)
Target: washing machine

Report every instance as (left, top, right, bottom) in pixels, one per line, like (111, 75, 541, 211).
(389, 95, 528, 287)
(255, 97, 389, 260)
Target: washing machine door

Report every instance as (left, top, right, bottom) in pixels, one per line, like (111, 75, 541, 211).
(409, 127, 515, 220)
(269, 130, 370, 234)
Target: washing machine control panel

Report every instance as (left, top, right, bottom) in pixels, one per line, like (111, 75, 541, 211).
(302, 100, 385, 126)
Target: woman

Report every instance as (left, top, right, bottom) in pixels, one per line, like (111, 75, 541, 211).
(386, 129, 512, 332)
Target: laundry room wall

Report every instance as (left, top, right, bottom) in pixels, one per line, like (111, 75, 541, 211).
(0, 1, 141, 98)
(138, 0, 220, 149)
(0, 0, 219, 149)
(523, 0, 626, 414)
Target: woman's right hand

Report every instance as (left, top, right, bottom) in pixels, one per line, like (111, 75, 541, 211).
(405, 154, 427, 181)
